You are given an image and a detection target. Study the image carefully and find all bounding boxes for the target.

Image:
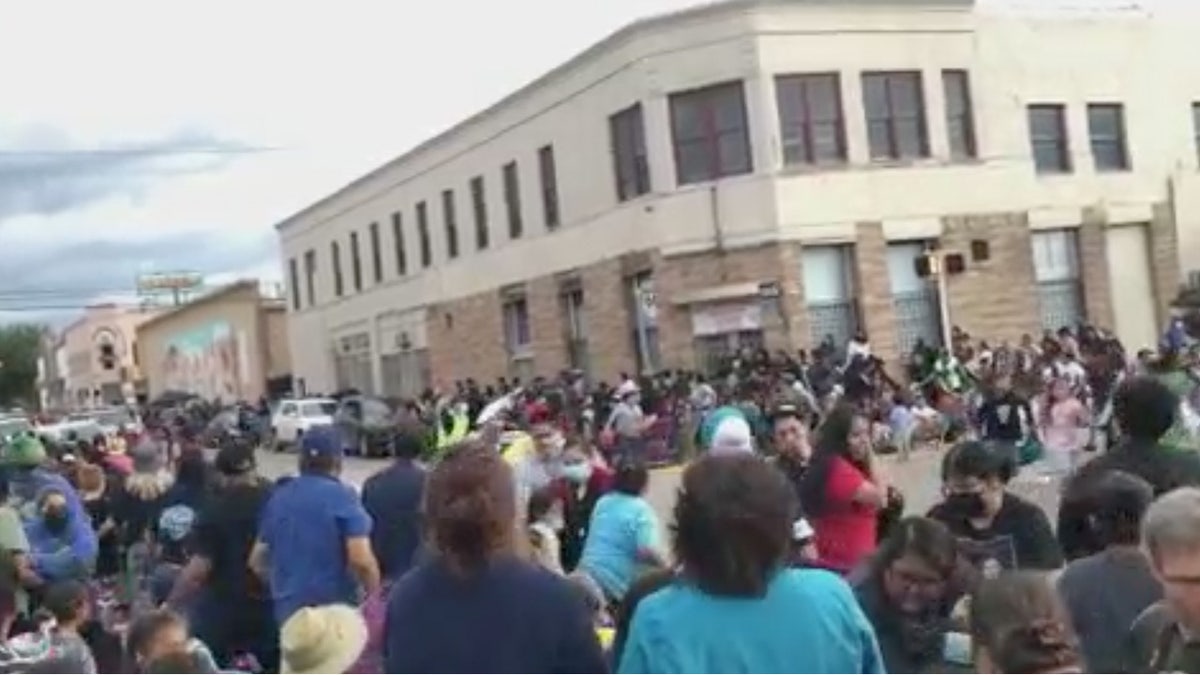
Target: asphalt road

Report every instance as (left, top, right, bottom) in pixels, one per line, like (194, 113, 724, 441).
(255, 446, 1064, 529)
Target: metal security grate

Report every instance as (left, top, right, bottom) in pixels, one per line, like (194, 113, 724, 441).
(807, 299, 859, 352)
(893, 289, 943, 355)
(1037, 280, 1084, 332)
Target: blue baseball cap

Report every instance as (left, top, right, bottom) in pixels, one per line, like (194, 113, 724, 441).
(301, 425, 344, 458)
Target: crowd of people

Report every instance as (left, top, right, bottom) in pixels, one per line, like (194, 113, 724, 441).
(0, 322, 1199, 672)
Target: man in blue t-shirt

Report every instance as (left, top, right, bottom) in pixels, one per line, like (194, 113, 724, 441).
(250, 425, 380, 623)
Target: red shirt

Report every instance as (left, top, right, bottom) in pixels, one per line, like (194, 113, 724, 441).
(813, 455, 878, 573)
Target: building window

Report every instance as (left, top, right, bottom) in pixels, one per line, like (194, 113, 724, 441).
(1087, 103, 1130, 172)
(303, 249, 316, 306)
(1031, 229, 1084, 330)
(416, 201, 432, 268)
(502, 161, 523, 239)
(942, 70, 977, 160)
(561, 286, 588, 374)
(887, 242, 944, 353)
(391, 212, 407, 276)
(669, 81, 753, 185)
(368, 222, 383, 283)
(442, 189, 459, 259)
(1193, 103, 1200, 166)
(538, 144, 560, 230)
(801, 245, 859, 349)
(288, 257, 300, 310)
(862, 71, 929, 161)
(775, 73, 846, 166)
(471, 175, 489, 249)
(330, 241, 344, 297)
(610, 104, 651, 201)
(1028, 104, 1071, 174)
(503, 297, 531, 354)
(349, 231, 363, 292)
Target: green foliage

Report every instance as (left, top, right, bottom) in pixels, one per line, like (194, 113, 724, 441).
(0, 324, 44, 408)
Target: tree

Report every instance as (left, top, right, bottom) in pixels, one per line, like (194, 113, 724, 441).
(0, 324, 44, 408)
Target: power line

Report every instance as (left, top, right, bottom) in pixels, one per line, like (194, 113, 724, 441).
(0, 145, 283, 158)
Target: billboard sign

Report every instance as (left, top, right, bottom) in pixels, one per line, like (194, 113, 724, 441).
(136, 272, 204, 294)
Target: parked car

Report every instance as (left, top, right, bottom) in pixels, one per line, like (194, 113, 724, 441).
(334, 395, 396, 458)
(0, 417, 32, 444)
(270, 398, 338, 451)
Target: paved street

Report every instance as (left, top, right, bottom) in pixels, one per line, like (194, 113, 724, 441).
(255, 446, 1064, 528)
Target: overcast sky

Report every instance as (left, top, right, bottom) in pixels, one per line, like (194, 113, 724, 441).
(0, 0, 1159, 324)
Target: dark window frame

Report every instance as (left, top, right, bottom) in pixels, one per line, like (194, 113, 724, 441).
(416, 201, 432, 268)
(503, 296, 531, 353)
(775, 72, 847, 166)
(1087, 102, 1130, 172)
(610, 104, 651, 201)
(391, 212, 407, 276)
(669, 80, 753, 186)
(470, 175, 489, 249)
(349, 231, 363, 292)
(1193, 102, 1200, 167)
(330, 241, 344, 297)
(538, 144, 560, 230)
(288, 257, 300, 310)
(303, 249, 316, 306)
(503, 161, 523, 239)
(368, 222, 383, 283)
(941, 70, 977, 160)
(1028, 104, 1072, 174)
(442, 189, 459, 259)
(861, 71, 930, 161)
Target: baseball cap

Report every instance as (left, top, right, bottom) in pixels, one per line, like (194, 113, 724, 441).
(301, 425, 345, 458)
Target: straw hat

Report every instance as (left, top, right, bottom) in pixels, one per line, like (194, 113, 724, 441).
(280, 605, 369, 674)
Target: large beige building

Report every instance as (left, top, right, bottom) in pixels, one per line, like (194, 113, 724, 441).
(277, 0, 1200, 396)
(136, 280, 292, 403)
(58, 304, 158, 407)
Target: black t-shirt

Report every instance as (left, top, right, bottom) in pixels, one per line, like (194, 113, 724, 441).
(193, 480, 272, 601)
(977, 392, 1031, 442)
(928, 493, 1063, 571)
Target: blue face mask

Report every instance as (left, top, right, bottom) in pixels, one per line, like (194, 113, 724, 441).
(560, 462, 593, 485)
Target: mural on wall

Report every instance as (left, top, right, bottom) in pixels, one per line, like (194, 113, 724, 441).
(161, 321, 250, 401)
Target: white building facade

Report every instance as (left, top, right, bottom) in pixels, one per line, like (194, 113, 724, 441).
(278, 0, 1200, 395)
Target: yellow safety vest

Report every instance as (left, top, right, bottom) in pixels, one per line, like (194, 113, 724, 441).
(436, 411, 470, 449)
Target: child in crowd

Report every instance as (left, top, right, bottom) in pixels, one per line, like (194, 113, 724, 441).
(127, 609, 219, 674)
(42, 580, 98, 673)
(527, 487, 565, 575)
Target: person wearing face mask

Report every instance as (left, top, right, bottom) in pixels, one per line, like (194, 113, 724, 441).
(512, 422, 566, 514)
(927, 441, 1062, 573)
(27, 490, 93, 583)
(557, 443, 613, 572)
(851, 517, 974, 673)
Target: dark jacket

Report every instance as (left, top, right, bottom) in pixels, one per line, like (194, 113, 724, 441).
(1125, 600, 1200, 673)
(1058, 440, 1200, 560)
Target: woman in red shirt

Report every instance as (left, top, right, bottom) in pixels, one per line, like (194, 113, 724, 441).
(800, 404, 890, 573)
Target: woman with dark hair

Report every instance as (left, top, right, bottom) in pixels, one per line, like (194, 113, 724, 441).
(800, 404, 889, 573)
(852, 517, 974, 673)
(383, 442, 606, 674)
(928, 441, 1062, 572)
(970, 572, 1083, 673)
(577, 460, 667, 603)
(618, 454, 882, 673)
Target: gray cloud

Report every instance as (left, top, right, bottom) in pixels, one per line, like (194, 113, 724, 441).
(0, 125, 258, 221)
(0, 229, 277, 325)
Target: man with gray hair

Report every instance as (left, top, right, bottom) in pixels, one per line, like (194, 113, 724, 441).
(1126, 487, 1200, 672)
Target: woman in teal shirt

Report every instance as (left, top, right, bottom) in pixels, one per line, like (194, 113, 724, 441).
(618, 455, 884, 674)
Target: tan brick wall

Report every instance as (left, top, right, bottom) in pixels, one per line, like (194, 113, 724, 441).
(1079, 208, 1115, 331)
(1150, 202, 1182, 325)
(655, 244, 796, 370)
(941, 212, 1041, 345)
(427, 293, 507, 388)
(528, 276, 568, 376)
(853, 222, 901, 364)
(581, 257, 637, 381)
